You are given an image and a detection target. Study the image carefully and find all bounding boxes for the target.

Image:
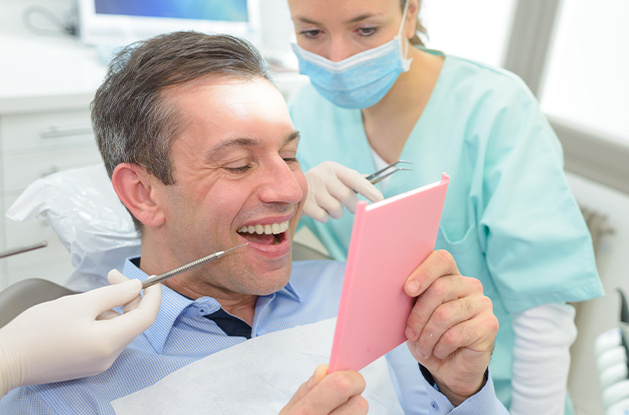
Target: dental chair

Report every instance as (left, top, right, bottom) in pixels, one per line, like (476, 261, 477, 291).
(0, 164, 330, 329)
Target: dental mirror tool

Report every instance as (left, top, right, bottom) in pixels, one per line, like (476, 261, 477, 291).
(142, 241, 249, 289)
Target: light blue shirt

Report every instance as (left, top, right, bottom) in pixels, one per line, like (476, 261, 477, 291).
(0, 258, 507, 414)
(289, 49, 604, 409)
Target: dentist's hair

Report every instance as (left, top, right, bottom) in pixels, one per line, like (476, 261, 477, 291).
(401, 0, 427, 46)
(91, 31, 271, 230)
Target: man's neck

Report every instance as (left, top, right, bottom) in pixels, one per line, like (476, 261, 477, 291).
(162, 278, 258, 326)
(138, 240, 258, 326)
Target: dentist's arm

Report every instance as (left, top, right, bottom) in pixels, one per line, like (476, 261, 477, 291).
(0, 270, 161, 398)
(509, 303, 576, 415)
(304, 161, 383, 223)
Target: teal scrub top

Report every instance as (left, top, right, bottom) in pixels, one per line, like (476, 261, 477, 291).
(289, 50, 604, 408)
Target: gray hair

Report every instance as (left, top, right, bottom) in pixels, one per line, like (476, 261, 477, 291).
(91, 31, 271, 230)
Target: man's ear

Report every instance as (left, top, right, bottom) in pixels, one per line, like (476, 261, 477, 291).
(112, 163, 166, 227)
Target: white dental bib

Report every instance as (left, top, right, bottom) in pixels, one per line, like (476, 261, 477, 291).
(111, 318, 403, 414)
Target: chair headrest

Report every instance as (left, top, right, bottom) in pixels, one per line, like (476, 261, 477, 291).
(7, 164, 140, 291)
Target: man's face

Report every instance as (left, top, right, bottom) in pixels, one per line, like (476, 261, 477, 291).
(154, 76, 307, 300)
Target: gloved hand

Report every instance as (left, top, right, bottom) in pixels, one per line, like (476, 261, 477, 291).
(0, 270, 161, 397)
(304, 161, 384, 223)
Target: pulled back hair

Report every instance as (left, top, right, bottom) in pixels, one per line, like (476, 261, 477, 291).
(402, 0, 428, 46)
(91, 31, 271, 230)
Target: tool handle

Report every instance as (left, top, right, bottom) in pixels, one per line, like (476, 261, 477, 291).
(0, 241, 48, 260)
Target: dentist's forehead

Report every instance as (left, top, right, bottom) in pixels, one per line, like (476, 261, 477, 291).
(289, 0, 398, 21)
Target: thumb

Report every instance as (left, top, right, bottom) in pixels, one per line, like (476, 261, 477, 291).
(108, 269, 142, 313)
(87, 279, 143, 317)
(107, 269, 130, 285)
(102, 283, 161, 337)
(312, 364, 328, 385)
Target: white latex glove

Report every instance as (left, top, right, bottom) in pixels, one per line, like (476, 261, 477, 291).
(304, 161, 384, 223)
(0, 270, 161, 398)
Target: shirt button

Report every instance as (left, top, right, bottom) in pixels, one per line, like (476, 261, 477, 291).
(430, 401, 439, 411)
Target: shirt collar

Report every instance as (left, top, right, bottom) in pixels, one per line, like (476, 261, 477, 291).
(122, 256, 302, 353)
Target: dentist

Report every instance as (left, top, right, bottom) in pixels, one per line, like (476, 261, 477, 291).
(287, 0, 603, 413)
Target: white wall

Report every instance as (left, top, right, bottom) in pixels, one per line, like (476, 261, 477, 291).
(0, 0, 295, 57)
(258, 0, 294, 55)
(566, 172, 629, 415)
(0, 0, 72, 37)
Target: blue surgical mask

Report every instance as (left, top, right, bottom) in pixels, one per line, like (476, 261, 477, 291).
(291, 1, 412, 109)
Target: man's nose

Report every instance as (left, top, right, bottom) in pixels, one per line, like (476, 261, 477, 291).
(258, 158, 304, 205)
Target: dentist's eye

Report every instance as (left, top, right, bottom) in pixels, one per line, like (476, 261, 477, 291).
(298, 29, 322, 39)
(357, 27, 377, 36)
(283, 157, 298, 165)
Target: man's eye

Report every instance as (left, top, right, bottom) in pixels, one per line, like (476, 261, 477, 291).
(283, 157, 298, 165)
(357, 27, 377, 36)
(225, 165, 251, 173)
(298, 29, 322, 39)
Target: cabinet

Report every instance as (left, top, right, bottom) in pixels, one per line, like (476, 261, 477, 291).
(0, 35, 106, 290)
(0, 109, 103, 289)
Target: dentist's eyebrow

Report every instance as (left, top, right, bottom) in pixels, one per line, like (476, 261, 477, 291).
(295, 13, 381, 26)
(294, 16, 323, 26)
(344, 13, 382, 24)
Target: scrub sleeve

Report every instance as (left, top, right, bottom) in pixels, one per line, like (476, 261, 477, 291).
(289, 50, 604, 411)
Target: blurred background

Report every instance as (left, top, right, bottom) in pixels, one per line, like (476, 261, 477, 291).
(0, 0, 627, 413)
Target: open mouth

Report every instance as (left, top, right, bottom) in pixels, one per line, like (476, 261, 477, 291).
(237, 220, 289, 246)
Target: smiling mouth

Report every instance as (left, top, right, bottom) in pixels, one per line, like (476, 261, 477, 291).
(237, 220, 290, 245)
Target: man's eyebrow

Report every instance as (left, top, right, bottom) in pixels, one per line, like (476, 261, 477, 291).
(284, 130, 300, 146)
(207, 137, 262, 157)
(206, 130, 300, 159)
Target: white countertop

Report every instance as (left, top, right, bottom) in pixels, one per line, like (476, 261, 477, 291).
(0, 34, 107, 114)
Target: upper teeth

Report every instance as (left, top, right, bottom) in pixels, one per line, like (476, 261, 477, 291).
(238, 220, 289, 235)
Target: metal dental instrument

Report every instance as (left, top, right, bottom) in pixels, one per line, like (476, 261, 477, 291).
(142, 241, 249, 289)
(365, 160, 413, 185)
(0, 241, 48, 260)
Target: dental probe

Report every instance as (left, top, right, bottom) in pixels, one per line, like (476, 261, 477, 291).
(142, 241, 249, 289)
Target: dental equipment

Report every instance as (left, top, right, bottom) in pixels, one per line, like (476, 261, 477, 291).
(0, 241, 48, 260)
(365, 160, 413, 185)
(142, 241, 249, 289)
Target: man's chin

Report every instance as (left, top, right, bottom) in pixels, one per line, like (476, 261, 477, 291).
(241, 264, 293, 296)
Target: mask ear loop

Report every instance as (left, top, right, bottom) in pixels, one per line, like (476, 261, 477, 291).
(398, 0, 411, 60)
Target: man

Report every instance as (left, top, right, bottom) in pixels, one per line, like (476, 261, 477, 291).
(0, 31, 506, 414)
